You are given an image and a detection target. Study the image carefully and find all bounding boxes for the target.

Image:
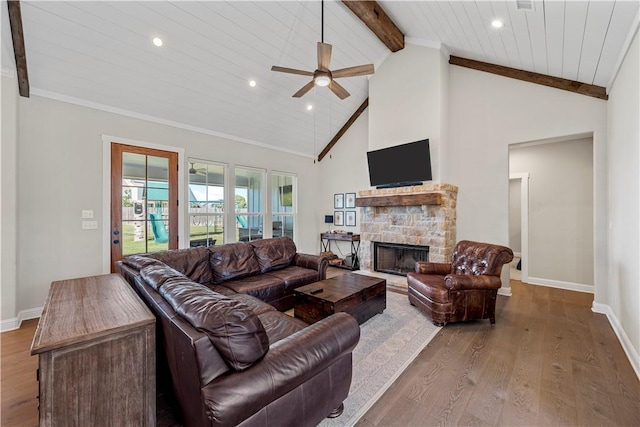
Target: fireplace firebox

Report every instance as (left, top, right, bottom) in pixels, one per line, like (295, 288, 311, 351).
(373, 242, 429, 276)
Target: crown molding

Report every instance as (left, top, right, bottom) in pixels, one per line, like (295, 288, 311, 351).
(29, 87, 315, 159)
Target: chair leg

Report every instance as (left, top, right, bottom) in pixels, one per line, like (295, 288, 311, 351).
(327, 403, 344, 418)
(490, 316, 495, 326)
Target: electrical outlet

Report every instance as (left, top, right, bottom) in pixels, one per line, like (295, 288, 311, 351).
(82, 220, 98, 230)
(82, 210, 94, 219)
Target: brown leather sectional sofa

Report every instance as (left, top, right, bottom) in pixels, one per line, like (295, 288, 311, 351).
(117, 237, 360, 426)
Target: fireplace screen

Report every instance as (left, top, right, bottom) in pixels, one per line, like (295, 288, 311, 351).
(374, 242, 429, 276)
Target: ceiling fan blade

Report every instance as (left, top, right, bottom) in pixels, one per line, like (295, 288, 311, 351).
(292, 80, 315, 98)
(331, 64, 375, 79)
(329, 80, 350, 100)
(317, 42, 332, 71)
(271, 66, 314, 76)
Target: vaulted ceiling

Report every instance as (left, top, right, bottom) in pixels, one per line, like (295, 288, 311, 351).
(2, 1, 638, 158)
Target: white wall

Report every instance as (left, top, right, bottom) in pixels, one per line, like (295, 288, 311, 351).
(11, 95, 322, 318)
(510, 138, 594, 288)
(317, 107, 369, 241)
(1, 75, 19, 325)
(446, 66, 607, 294)
(368, 44, 447, 181)
(603, 30, 640, 372)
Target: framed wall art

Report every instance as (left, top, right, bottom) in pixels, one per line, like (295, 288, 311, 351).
(334, 193, 344, 209)
(345, 193, 356, 208)
(345, 211, 356, 227)
(334, 211, 344, 226)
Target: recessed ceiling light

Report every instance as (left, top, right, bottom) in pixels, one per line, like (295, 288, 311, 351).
(249, 80, 257, 87)
(491, 20, 504, 29)
(152, 37, 163, 47)
(306, 104, 313, 111)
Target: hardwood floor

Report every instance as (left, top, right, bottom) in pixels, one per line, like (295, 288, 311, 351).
(1, 318, 38, 427)
(2, 279, 638, 426)
(356, 280, 640, 426)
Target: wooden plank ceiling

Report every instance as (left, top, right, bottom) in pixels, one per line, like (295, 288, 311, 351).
(1, 1, 637, 158)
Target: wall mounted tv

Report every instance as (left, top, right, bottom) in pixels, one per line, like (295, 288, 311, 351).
(366, 139, 432, 188)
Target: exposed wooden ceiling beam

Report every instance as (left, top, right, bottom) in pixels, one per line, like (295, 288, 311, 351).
(449, 56, 608, 101)
(7, 0, 29, 97)
(318, 2, 404, 162)
(341, 1, 404, 52)
(318, 98, 368, 162)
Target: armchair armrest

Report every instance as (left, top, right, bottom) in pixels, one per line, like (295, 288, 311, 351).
(202, 313, 360, 425)
(415, 261, 451, 275)
(294, 253, 329, 280)
(444, 274, 502, 291)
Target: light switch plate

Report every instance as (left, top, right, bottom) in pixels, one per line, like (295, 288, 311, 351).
(82, 220, 98, 230)
(82, 210, 94, 219)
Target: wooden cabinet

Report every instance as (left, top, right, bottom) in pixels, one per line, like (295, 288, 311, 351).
(31, 274, 155, 427)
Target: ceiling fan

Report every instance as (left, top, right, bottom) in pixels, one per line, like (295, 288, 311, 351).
(271, 0, 374, 100)
(188, 162, 206, 176)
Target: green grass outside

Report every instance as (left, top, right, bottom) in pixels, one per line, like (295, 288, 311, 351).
(122, 223, 226, 255)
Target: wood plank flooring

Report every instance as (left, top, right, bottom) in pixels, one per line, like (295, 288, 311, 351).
(2, 279, 639, 426)
(356, 280, 640, 426)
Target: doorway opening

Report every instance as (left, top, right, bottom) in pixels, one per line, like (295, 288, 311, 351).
(509, 134, 594, 292)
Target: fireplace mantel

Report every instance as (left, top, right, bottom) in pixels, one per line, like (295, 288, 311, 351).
(355, 193, 441, 207)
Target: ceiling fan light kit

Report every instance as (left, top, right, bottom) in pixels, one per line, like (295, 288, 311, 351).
(314, 73, 331, 87)
(271, 0, 374, 100)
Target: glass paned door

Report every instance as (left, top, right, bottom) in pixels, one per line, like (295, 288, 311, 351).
(111, 143, 178, 271)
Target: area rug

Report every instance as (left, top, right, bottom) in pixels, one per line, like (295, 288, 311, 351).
(319, 290, 441, 427)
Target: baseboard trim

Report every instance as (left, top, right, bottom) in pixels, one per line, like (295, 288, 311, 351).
(498, 286, 512, 296)
(592, 302, 640, 380)
(527, 277, 594, 294)
(1, 307, 42, 332)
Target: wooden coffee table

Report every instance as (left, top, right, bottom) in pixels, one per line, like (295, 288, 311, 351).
(294, 273, 386, 325)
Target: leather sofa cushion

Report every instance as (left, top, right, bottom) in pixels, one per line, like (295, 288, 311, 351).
(157, 275, 269, 371)
(250, 237, 297, 273)
(229, 294, 278, 315)
(265, 266, 318, 291)
(257, 311, 306, 344)
(122, 254, 164, 270)
(140, 263, 191, 291)
(149, 247, 213, 284)
(222, 274, 285, 303)
(209, 243, 261, 283)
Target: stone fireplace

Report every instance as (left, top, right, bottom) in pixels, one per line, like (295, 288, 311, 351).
(357, 183, 458, 273)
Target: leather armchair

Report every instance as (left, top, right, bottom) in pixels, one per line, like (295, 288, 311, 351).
(407, 240, 514, 326)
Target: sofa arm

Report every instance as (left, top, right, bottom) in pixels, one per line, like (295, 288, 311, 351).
(444, 274, 502, 291)
(202, 312, 360, 426)
(415, 261, 451, 275)
(294, 253, 329, 280)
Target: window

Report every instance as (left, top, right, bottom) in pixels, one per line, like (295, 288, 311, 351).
(235, 167, 265, 242)
(188, 161, 225, 247)
(272, 173, 296, 240)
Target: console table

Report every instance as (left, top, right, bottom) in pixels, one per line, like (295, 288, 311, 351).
(320, 233, 360, 270)
(31, 274, 155, 426)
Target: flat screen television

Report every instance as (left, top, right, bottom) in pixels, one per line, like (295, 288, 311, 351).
(366, 139, 432, 188)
